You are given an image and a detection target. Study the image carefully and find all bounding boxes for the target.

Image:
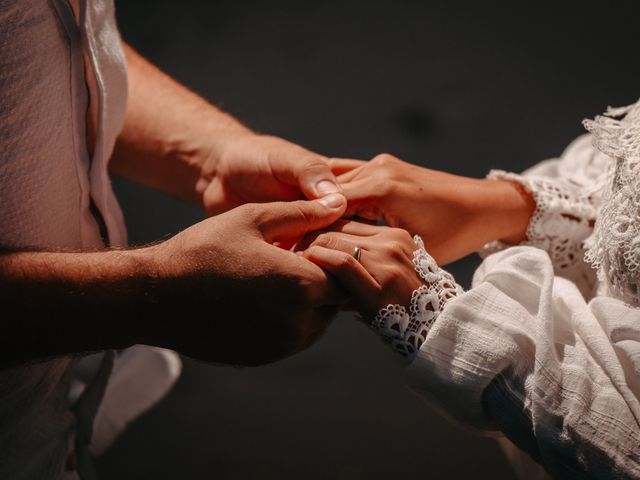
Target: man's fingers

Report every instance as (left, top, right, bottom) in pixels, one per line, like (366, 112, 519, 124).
(263, 138, 340, 199)
(302, 245, 380, 316)
(294, 156, 342, 199)
(255, 195, 347, 243)
(296, 157, 368, 199)
(290, 254, 348, 307)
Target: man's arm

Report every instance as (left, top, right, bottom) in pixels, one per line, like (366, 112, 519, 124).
(111, 43, 342, 214)
(109, 43, 250, 206)
(0, 196, 346, 367)
(0, 247, 152, 364)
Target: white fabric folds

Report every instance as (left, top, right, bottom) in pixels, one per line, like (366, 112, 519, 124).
(392, 106, 640, 478)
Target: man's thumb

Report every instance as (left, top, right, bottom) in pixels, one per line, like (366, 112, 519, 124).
(257, 194, 347, 243)
(296, 158, 342, 199)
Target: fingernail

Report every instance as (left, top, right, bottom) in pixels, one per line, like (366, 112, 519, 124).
(316, 180, 340, 196)
(318, 193, 345, 208)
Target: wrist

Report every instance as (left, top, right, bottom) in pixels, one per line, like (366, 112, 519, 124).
(194, 128, 257, 208)
(128, 241, 180, 347)
(483, 179, 535, 245)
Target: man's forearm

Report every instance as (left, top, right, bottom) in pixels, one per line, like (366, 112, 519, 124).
(110, 42, 251, 206)
(0, 247, 156, 364)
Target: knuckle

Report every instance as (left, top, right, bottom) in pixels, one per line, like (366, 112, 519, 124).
(384, 240, 402, 252)
(383, 238, 412, 262)
(299, 156, 330, 175)
(248, 205, 273, 231)
(388, 241, 406, 258)
(292, 202, 313, 225)
(305, 156, 330, 168)
(305, 245, 322, 257)
(338, 252, 356, 270)
(372, 153, 398, 167)
(385, 265, 405, 283)
(390, 227, 413, 243)
(314, 233, 334, 249)
(387, 227, 414, 247)
(239, 202, 260, 219)
(235, 203, 262, 227)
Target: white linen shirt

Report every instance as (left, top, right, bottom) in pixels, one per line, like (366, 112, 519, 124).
(0, 1, 127, 478)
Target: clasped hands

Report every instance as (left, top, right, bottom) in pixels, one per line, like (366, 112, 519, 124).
(151, 134, 534, 366)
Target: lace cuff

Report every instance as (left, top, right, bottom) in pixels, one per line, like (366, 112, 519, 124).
(481, 170, 598, 272)
(369, 236, 464, 359)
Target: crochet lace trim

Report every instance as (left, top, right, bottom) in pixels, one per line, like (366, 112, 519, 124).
(483, 170, 598, 272)
(370, 236, 463, 359)
(583, 99, 640, 306)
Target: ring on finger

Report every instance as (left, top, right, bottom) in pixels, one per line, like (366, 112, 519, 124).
(353, 245, 362, 262)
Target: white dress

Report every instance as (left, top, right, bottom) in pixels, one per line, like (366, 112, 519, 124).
(371, 101, 640, 478)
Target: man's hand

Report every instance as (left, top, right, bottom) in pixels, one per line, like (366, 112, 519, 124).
(198, 134, 342, 216)
(331, 154, 535, 265)
(111, 45, 342, 216)
(0, 194, 346, 366)
(146, 193, 347, 365)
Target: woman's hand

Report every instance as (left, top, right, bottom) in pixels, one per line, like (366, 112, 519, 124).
(331, 154, 535, 265)
(297, 220, 422, 319)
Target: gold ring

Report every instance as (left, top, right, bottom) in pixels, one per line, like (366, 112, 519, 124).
(353, 246, 362, 262)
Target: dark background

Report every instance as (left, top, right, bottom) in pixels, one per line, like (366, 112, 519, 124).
(99, 1, 640, 478)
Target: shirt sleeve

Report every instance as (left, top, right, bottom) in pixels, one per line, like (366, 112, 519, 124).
(405, 246, 640, 478)
(481, 134, 612, 297)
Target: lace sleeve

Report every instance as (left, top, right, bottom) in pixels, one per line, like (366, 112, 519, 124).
(480, 135, 612, 297)
(483, 170, 599, 268)
(369, 236, 464, 359)
(481, 169, 605, 295)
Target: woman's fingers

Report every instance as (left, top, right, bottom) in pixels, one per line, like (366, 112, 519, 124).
(296, 228, 367, 255)
(329, 158, 367, 176)
(302, 245, 380, 317)
(334, 163, 390, 221)
(296, 221, 386, 252)
(336, 179, 387, 220)
(300, 224, 423, 319)
(336, 169, 361, 184)
(311, 232, 368, 256)
(327, 219, 382, 236)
